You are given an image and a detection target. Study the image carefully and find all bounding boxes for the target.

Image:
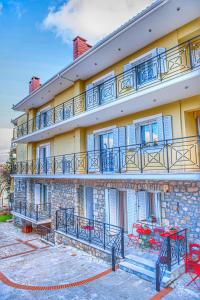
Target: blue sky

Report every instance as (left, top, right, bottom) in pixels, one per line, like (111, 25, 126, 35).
(0, 0, 153, 162)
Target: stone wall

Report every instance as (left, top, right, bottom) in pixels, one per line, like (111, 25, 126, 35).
(55, 231, 111, 262)
(161, 182, 200, 243)
(93, 187, 105, 222)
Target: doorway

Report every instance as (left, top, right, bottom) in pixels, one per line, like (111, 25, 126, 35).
(100, 131, 114, 172)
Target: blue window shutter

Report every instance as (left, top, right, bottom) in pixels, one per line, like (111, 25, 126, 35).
(87, 134, 96, 172)
(163, 116, 173, 141)
(118, 127, 126, 147)
(113, 128, 119, 148)
(105, 189, 109, 223)
(126, 124, 136, 147)
(87, 134, 94, 152)
(127, 190, 137, 234)
(157, 116, 164, 142)
(157, 48, 167, 73)
(85, 187, 94, 220)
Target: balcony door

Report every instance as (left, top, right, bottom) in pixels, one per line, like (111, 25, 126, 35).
(100, 131, 114, 172)
(86, 72, 115, 110)
(36, 144, 50, 174)
(35, 184, 48, 210)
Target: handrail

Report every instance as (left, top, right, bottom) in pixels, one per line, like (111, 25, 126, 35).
(156, 228, 187, 291)
(13, 34, 200, 139)
(12, 135, 200, 175)
(56, 210, 124, 258)
(13, 200, 51, 221)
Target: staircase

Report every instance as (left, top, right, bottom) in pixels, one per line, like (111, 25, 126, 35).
(119, 254, 183, 287)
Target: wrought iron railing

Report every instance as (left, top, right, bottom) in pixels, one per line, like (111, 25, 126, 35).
(156, 229, 187, 291)
(12, 200, 51, 221)
(39, 225, 55, 244)
(12, 135, 200, 175)
(56, 209, 124, 258)
(13, 35, 200, 140)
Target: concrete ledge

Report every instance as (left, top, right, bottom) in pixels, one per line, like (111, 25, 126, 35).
(55, 230, 113, 262)
(11, 172, 200, 181)
(11, 211, 51, 225)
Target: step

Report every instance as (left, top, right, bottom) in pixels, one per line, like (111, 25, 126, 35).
(124, 254, 156, 272)
(119, 261, 170, 287)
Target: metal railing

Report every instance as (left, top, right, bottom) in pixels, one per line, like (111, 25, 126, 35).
(12, 135, 200, 175)
(13, 35, 200, 140)
(56, 209, 124, 258)
(39, 225, 55, 244)
(12, 200, 51, 221)
(156, 229, 187, 291)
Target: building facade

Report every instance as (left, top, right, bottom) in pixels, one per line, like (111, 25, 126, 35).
(11, 0, 200, 265)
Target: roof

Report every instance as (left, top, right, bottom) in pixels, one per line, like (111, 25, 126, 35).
(13, 0, 166, 111)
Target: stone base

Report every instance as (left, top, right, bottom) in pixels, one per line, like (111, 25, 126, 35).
(55, 231, 112, 263)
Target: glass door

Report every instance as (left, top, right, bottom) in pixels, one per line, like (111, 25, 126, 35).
(100, 132, 114, 172)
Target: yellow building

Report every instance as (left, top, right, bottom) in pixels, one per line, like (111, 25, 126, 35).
(11, 0, 200, 290)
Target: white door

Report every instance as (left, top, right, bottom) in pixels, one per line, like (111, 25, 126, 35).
(137, 191, 148, 221)
(127, 190, 137, 234)
(35, 184, 41, 205)
(105, 189, 119, 226)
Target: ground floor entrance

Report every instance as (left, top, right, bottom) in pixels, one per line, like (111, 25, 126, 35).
(84, 186, 162, 234)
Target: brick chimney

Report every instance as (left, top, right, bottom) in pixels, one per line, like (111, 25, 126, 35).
(73, 36, 92, 60)
(29, 77, 41, 94)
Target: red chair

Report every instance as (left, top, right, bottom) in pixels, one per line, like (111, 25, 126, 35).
(189, 244, 200, 262)
(127, 224, 140, 248)
(148, 239, 162, 252)
(184, 255, 200, 290)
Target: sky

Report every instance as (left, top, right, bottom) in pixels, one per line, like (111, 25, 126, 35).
(0, 0, 153, 162)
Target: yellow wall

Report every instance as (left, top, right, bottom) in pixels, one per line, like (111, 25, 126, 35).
(23, 95, 200, 161)
(28, 17, 200, 119)
(16, 17, 200, 162)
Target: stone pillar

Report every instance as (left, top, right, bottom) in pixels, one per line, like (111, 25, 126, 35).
(93, 187, 105, 222)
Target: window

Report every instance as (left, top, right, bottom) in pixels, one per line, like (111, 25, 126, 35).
(141, 122, 158, 145)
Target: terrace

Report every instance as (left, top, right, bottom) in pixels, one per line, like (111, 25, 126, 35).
(12, 135, 200, 178)
(13, 35, 200, 143)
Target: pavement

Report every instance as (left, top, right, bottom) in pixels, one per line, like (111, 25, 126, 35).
(0, 222, 200, 300)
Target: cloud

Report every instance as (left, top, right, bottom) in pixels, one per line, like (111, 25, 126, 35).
(43, 0, 154, 44)
(8, 1, 26, 19)
(0, 2, 3, 14)
(0, 128, 12, 164)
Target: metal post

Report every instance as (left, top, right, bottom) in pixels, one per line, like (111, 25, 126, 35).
(135, 66, 138, 91)
(36, 204, 39, 221)
(20, 201, 22, 214)
(158, 54, 162, 82)
(62, 103, 65, 120)
(112, 247, 116, 271)
(118, 147, 121, 173)
(121, 228, 125, 258)
(139, 143, 143, 173)
(167, 236, 171, 272)
(62, 155, 65, 174)
(56, 210, 58, 230)
(73, 153, 76, 174)
(188, 41, 193, 69)
(76, 216, 79, 238)
(89, 219, 91, 243)
(156, 262, 161, 292)
(103, 223, 106, 249)
(166, 139, 170, 173)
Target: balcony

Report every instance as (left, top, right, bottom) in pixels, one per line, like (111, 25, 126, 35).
(13, 35, 200, 143)
(11, 200, 51, 224)
(12, 136, 200, 180)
